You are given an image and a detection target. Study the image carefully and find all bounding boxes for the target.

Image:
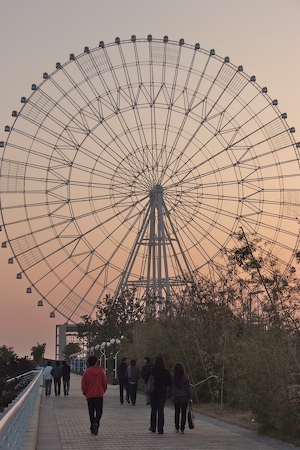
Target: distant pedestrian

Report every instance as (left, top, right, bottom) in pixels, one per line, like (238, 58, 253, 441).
(43, 361, 53, 396)
(51, 361, 63, 397)
(141, 356, 153, 405)
(149, 356, 171, 434)
(62, 360, 71, 396)
(169, 362, 191, 433)
(81, 355, 107, 435)
(117, 356, 130, 404)
(126, 359, 140, 405)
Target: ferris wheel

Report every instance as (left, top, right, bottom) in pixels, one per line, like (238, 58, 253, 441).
(1, 35, 300, 323)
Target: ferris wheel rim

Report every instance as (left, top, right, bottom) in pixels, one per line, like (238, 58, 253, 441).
(0, 35, 299, 322)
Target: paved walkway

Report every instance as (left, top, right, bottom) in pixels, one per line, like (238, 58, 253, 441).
(31, 374, 299, 450)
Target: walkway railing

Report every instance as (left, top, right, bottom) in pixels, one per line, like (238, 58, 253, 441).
(0, 369, 43, 450)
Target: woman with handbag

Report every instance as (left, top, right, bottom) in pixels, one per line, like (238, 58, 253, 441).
(170, 362, 191, 434)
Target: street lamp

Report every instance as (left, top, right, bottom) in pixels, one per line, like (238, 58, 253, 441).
(97, 337, 122, 381)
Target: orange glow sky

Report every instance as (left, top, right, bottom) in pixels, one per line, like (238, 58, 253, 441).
(0, 0, 299, 359)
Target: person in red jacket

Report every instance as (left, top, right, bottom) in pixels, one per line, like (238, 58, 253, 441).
(81, 355, 108, 435)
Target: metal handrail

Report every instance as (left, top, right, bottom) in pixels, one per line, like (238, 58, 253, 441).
(0, 369, 43, 450)
(6, 370, 37, 385)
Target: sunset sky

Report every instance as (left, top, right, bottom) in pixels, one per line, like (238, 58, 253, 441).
(0, 0, 299, 359)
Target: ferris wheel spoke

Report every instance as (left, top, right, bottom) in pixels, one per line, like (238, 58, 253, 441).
(170, 116, 290, 192)
(93, 112, 147, 174)
(162, 76, 271, 186)
(83, 48, 152, 175)
(165, 57, 240, 167)
(173, 217, 221, 267)
(158, 46, 185, 173)
(9, 194, 147, 273)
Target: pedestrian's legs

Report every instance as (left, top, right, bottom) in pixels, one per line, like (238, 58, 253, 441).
(87, 398, 95, 430)
(94, 397, 103, 428)
(119, 383, 124, 403)
(150, 394, 158, 432)
(174, 403, 180, 430)
(129, 382, 137, 405)
(45, 379, 52, 396)
(144, 383, 150, 404)
(180, 402, 188, 431)
(54, 378, 58, 396)
(128, 382, 134, 403)
(63, 378, 69, 395)
(54, 378, 61, 396)
(157, 393, 166, 434)
(87, 397, 103, 434)
(125, 380, 130, 402)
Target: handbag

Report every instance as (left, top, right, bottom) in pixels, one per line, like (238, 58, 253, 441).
(188, 401, 195, 429)
(145, 374, 155, 394)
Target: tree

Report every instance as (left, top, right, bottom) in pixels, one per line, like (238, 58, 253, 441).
(30, 342, 46, 364)
(77, 290, 144, 348)
(0, 345, 17, 363)
(0, 346, 35, 411)
(62, 342, 81, 362)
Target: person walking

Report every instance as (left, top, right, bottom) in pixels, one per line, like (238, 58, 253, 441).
(126, 359, 140, 405)
(117, 356, 130, 404)
(141, 356, 153, 405)
(43, 360, 53, 396)
(51, 360, 63, 397)
(149, 356, 171, 434)
(170, 362, 191, 433)
(61, 360, 71, 396)
(81, 355, 107, 435)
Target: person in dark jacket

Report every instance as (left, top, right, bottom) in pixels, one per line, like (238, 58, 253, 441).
(169, 362, 191, 433)
(141, 356, 153, 405)
(51, 361, 63, 397)
(126, 359, 140, 405)
(81, 355, 107, 435)
(149, 356, 171, 434)
(117, 356, 129, 404)
(61, 360, 71, 396)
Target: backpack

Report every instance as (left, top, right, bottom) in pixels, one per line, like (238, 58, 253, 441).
(145, 373, 155, 394)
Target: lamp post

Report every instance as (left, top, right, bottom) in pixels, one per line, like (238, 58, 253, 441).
(111, 338, 122, 381)
(99, 342, 107, 373)
(95, 337, 122, 381)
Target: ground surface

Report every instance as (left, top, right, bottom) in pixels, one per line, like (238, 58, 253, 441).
(194, 403, 258, 431)
(195, 403, 300, 447)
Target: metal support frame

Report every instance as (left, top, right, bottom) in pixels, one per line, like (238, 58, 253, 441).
(114, 184, 195, 306)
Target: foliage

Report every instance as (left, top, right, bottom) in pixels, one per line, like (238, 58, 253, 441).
(0, 345, 36, 412)
(77, 290, 144, 347)
(62, 342, 81, 362)
(235, 328, 300, 434)
(0, 345, 17, 364)
(30, 342, 46, 364)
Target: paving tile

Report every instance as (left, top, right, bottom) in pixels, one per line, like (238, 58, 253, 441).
(34, 373, 299, 450)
